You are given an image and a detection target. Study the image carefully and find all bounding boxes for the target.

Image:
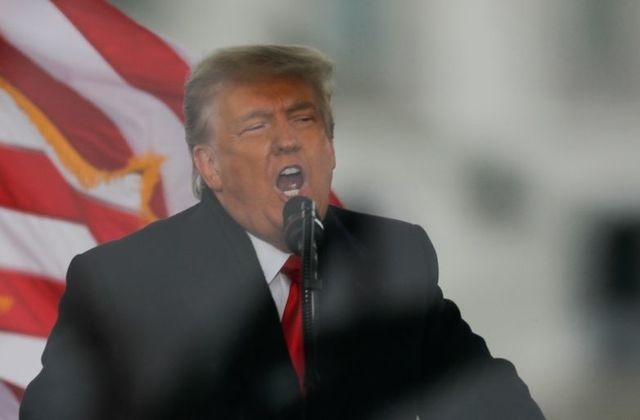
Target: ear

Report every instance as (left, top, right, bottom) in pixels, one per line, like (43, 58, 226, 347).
(329, 138, 336, 170)
(193, 144, 223, 191)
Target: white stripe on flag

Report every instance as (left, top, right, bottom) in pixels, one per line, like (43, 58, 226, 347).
(0, 86, 44, 150)
(0, 89, 144, 213)
(0, 331, 46, 389)
(0, 381, 19, 420)
(0, 0, 195, 215)
(0, 206, 96, 282)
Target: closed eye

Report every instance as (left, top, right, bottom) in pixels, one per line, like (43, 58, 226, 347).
(292, 115, 315, 125)
(241, 123, 267, 134)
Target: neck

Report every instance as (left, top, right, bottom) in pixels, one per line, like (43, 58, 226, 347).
(203, 188, 291, 253)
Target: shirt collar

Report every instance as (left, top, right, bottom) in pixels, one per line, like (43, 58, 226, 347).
(246, 232, 291, 285)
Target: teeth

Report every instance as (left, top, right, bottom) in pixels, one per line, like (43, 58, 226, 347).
(283, 189, 300, 197)
(281, 166, 301, 176)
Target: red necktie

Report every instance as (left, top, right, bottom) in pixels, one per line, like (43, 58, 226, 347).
(280, 255, 305, 392)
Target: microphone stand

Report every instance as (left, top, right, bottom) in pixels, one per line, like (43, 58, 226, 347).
(283, 197, 323, 401)
(300, 201, 322, 396)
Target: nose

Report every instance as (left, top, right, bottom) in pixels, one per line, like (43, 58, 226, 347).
(272, 117, 300, 155)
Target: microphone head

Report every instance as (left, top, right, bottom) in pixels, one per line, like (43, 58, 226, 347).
(283, 196, 323, 255)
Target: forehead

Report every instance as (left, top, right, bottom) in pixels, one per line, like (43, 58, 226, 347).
(212, 77, 319, 118)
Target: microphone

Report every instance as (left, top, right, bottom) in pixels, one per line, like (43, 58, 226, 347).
(282, 196, 323, 394)
(283, 196, 324, 257)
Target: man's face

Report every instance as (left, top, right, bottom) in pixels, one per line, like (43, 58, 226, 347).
(194, 76, 336, 251)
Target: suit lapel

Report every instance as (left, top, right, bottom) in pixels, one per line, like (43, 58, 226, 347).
(175, 191, 303, 413)
(318, 207, 415, 415)
(316, 207, 373, 387)
(175, 189, 279, 344)
(318, 206, 369, 329)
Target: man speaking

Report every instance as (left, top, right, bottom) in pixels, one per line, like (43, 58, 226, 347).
(20, 45, 544, 419)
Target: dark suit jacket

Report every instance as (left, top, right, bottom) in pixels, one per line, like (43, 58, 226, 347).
(20, 190, 544, 419)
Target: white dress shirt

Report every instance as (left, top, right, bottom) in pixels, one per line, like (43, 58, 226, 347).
(247, 232, 292, 320)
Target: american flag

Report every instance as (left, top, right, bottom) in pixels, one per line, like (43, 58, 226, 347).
(0, 1, 194, 417)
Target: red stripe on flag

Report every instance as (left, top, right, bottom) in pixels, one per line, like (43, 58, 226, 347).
(0, 143, 144, 243)
(149, 179, 168, 219)
(0, 269, 65, 338)
(0, 144, 82, 221)
(1, 379, 24, 402)
(0, 35, 133, 172)
(81, 192, 145, 244)
(53, 0, 189, 122)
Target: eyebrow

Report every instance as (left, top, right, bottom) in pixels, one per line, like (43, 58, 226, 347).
(285, 100, 316, 114)
(237, 109, 271, 124)
(236, 100, 317, 125)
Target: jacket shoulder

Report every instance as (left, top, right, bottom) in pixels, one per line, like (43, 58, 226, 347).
(328, 205, 420, 231)
(327, 205, 438, 278)
(78, 202, 202, 266)
(328, 206, 435, 250)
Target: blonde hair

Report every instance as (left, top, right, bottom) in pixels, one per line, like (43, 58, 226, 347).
(184, 44, 335, 199)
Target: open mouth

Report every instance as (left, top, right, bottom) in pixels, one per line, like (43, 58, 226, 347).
(276, 165, 304, 197)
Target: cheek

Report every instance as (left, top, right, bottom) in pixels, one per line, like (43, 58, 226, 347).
(321, 143, 336, 174)
(228, 164, 275, 204)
